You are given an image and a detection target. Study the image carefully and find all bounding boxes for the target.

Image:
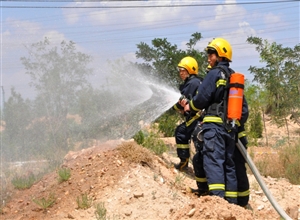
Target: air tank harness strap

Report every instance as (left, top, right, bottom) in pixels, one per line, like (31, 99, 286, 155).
(229, 82, 244, 90)
(186, 111, 202, 127)
(206, 103, 224, 118)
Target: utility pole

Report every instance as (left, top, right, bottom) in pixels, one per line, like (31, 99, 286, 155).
(1, 86, 4, 117)
(1, 86, 5, 111)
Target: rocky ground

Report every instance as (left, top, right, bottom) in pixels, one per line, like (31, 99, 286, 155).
(1, 137, 300, 220)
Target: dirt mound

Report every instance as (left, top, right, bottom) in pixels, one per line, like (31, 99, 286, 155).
(2, 140, 300, 220)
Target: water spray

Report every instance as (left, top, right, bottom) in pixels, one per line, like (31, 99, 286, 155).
(105, 63, 181, 139)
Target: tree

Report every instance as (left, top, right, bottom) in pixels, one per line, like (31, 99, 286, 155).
(2, 88, 33, 161)
(247, 36, 300, 143)
(244, 81, 267, 146)
(20, 37, 93, 156)
(135, 32, 207, 88)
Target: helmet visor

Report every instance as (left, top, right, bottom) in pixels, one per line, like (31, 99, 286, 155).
(177, 67, 186, 72)
(207, 48, 217, 55)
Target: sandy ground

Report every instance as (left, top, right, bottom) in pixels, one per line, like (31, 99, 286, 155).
(1, 137, 300, 220)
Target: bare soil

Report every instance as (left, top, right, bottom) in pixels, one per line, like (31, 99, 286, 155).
(1, 135, 300, 220)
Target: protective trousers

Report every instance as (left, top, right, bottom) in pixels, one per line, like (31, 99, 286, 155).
(202, 124, 237, 204)
(235, 136, 250, 206)
(175, 120, 199, 160)
(193, 151, 208, 193)
(192, 123, 208, 193)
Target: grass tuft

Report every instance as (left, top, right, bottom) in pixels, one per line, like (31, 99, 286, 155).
(94, 202, 107, 220)
(32, 193, 56, 212)
(11, 173, 36, 190)
(76, 193, 93, 210)
(57, 167, 71, 183)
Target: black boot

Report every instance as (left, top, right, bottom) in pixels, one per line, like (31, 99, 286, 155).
(193, 189, 209, 197)
(174, 158, 189, 171)
(187, 187, 208, 197)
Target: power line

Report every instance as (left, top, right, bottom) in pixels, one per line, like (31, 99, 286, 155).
(1, 0, 300, 9)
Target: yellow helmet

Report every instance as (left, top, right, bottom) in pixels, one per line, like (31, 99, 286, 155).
(206, 38, 232, 62)
(178, 56, 198, 75)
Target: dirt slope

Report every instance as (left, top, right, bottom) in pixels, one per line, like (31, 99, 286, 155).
(1, 139, 300, 220)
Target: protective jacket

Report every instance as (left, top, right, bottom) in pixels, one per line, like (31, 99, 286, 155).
(173, 75, 202, 119)
(172, 75, 202, 160)
(189, 62, 228, 115)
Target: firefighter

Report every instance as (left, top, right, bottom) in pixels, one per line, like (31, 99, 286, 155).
(191, 64, 250, 204)
(181, 38, 248, 205)
(172, 56, 202, 171)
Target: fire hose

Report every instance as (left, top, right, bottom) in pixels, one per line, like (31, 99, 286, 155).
(236, 139, 292, 220)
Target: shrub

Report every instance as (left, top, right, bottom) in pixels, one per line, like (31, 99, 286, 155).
(247, 111, 263, 146)
(279, 142, 300, 184)
(57, 167, 71, 183)
(118, 142, 154, 166)
(132, 125, 168, 156)
(11, 173, 36, 190)
(133, 130, 145, 145)
(95, 202, 107, 220)
(155, 110, 182, 137)
(142, 131, 168, 155)
(252, 140, 300, 185)
(32, 193, 56, 212)
(254, 153, 284, 178)
(76, 193, 93, 209)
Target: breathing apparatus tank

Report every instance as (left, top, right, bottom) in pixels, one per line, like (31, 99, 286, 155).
(227, 72, 244, 127)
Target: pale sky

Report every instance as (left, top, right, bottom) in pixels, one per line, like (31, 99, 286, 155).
(1, 0, 300, 100)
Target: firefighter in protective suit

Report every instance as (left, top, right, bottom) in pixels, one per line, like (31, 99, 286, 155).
(192, 89, 250, 207)
(172, 56, 202, 171)
(181, 38, 249, 205)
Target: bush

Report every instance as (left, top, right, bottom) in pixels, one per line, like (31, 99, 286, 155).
(133, 130, 145, 145)
(254, 153, 284, 178)
(76, 193, 93, 209)
(57, 167, 71, 183)
(142, 131, 168, 155)
(95, 202, 107, 220)
(252, 140, 300, 185)
(246, 111, 263, 146)
(279, 142, 300, 184)
(250, 111, 263, 138)
(118, 141, 154, 166)
(155, 110, 182, 137)
(11, 173, 36, 190)
(32, 193, 56, 212)
(132, 125, 168, 156)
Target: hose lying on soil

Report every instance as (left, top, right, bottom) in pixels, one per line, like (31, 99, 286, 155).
(236, 139, 292, 220)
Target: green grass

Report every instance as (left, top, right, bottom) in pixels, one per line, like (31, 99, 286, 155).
(279, 142, 300, 184)
(76, 193, 93, 210)
(95, 202, 107, 220)
(11, 173, 36, 190)
(57, 167, 71, 183)
(32, 193, 56, 212)
(142, 132, 168, 155)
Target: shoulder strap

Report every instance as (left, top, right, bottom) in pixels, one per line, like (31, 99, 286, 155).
(213, 65, 234, 79)
(211, 65, 233, 127)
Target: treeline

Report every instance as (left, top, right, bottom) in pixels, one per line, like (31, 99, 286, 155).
(2, 33, 300, 163)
